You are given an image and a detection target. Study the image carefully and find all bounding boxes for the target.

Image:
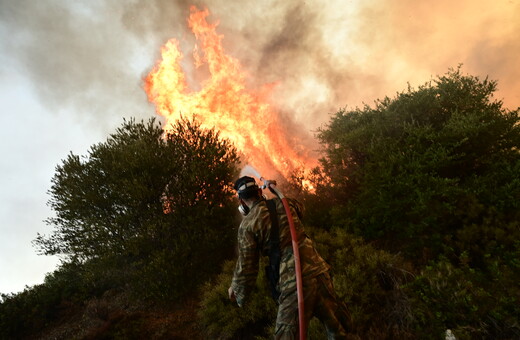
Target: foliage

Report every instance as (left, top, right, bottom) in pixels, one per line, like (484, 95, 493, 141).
(198, 260, 277, 339)
(310, 228, 415, 339)
(287, 168, 336, 231)
(199, 228, 415, 339)
(0, 261, 203, 339)
(405, 257, 520, 339)
(315, 68, 520, 338)
(34, 117, 240, 301)
(4, 69, 520, 339)
(0, 261, 96, 339)
(317, 67, 520, 263)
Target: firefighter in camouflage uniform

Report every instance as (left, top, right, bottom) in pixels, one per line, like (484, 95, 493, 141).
(228, 176, 350, 339)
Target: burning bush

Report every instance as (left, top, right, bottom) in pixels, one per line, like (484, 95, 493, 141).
(34, 117, 240, 302)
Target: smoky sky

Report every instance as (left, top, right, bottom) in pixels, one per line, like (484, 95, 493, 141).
(0, 0, 518, 293)
(1, 0, 519, 133)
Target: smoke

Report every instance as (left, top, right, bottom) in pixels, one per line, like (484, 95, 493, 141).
(240, 165, 262, 179)
(208, 0, 520, 127)
(0, 0, 162, 131)
(365, 0, 520, 110)
(1, 0, 518, 134)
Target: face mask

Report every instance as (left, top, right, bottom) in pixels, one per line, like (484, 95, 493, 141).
(238, 200, 250, 216)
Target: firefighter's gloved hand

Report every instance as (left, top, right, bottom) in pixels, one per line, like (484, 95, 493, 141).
(268, 179, 277, 187)
(228, 286, 236, 303)
(262, 179, 277, 189)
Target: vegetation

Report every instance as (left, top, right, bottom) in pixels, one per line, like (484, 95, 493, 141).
(318, 68, 519, 259)
(313, 68, 520, 339)
(1, 117, 239, 338)
(198, 229, 415, 339)
(35, 116, 239, 301)
(199, 259, 277, 339)
(0, 262, 90, 338)
(1, 69, 518, 339)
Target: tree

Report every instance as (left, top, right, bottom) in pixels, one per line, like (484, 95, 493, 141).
(317, 68, 520, 262)
(35, 117, 240, 300)
(316, 68, 520, 338)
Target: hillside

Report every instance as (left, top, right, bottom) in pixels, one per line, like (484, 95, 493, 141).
(1, 69, 519, 339)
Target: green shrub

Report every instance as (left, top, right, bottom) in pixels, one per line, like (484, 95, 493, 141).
(34, 117, 240, 304)
(198, 260, 277, 339)
(199, 228, 415, 339)
(310, 68, 520, 338)
(0, 261, 94, 339)
(317, 68, 520, 263)
(310, 228, 415, 339)
(406, 256, 520, 339)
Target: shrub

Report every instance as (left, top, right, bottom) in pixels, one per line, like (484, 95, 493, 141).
(317, 68, 520, 263)
(198, 260, 277, 339)
(310, 228, 415, 339)
(0, 261, 94, 339)
(199, 228, 415, 339)
(34, 117, 240, 303)
(406, 256, 520, 339)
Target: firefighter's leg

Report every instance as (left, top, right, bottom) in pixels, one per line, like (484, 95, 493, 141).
(274, 289, 299, 340)
(274, 278, 321, 340)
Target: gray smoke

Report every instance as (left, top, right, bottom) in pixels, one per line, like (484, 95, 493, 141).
(1, 0, 518, 135)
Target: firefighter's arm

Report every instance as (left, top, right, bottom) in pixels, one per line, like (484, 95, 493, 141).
(228, 286, 236, 302)
(230, 224, 259, 307)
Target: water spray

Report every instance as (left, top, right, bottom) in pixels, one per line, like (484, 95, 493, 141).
(241, 165, 306, 339)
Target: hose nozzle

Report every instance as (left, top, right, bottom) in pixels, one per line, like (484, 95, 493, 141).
(260, 178, 277, 190)
(260, 178, 284, 198)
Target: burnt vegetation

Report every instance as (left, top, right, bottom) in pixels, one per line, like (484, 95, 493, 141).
(1, 69, 519, 339)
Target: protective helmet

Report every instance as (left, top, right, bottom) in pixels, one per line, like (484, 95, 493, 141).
(234, 176, 259, 199)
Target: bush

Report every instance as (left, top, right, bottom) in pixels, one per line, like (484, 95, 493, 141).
(313, 68, 520, 337)
(405, 255, 520, 339)
(198, 260, 277, 339)
(310, 228, 415, 339)
(34, 117, 240, 303)
(0, 261, 95, 339)
(199, 228, 415, 339)
(317, 68, 520, 263)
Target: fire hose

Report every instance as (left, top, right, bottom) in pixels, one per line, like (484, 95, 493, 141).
(261, 178, 306, 340)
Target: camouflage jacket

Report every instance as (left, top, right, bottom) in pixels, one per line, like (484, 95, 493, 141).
(231, 197, 330, 307)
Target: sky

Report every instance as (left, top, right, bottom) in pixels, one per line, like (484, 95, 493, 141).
(0, 0, 519, 294)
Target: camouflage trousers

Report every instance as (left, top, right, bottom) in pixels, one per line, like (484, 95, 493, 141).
(274, 272, 351, 340)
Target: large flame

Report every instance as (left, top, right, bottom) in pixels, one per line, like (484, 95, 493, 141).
(144, 6, 317, 180)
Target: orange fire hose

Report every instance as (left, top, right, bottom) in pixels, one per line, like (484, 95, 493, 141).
(263, 179, 306, 340)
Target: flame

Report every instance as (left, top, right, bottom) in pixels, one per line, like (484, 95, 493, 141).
(144, 6, 316, 180)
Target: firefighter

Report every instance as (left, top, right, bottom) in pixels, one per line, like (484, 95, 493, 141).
(228, 176, 350, 339)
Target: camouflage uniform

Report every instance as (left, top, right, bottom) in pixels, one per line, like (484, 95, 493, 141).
(230, 198, 350, 339)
